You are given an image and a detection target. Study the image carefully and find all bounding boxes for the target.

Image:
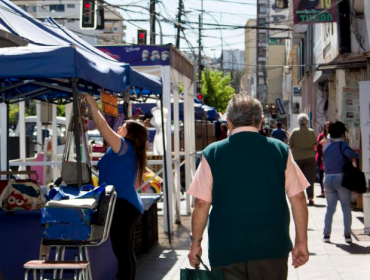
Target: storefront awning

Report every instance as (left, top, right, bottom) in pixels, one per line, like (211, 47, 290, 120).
(317, 58, 367, 71)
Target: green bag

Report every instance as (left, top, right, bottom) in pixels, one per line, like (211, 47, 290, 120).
(180, 255, 224, 280)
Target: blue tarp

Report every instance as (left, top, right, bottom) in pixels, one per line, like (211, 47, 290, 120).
(0, 0, 162, 99)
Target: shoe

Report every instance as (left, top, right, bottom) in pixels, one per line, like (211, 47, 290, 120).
(323, 234, 330, 242)
(316, 193, 325, 198)
(345, 233, 352, 243)
(308, 199, 314, 205)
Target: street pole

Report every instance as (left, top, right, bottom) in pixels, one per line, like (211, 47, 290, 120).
(176, 0, 183, 48)
(150, 0, 156, 44)
(198, 0, 203, 94)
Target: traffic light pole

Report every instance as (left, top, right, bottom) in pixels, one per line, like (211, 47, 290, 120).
(176, 0, 183, 48)
(198, 12, 202, 94)
(150, 0, 156, 44)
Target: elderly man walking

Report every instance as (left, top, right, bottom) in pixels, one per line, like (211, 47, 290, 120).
(187, 95, 310, 280)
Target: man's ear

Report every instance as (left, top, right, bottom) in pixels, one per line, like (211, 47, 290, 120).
(226, 119, 233, 131)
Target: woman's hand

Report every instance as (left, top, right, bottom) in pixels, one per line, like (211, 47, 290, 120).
(83, 94, 99, 112)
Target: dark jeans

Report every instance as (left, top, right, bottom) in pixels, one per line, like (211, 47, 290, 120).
(317, 157, 324, 193)
(296, 158, 316, 199)
(212, 256, 288, 280)
(110, 198, 142, 280)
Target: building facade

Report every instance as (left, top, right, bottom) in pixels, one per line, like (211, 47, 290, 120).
(12, 0, 126, 45)
(241, 19, 257, 97)
(284, 0, 369, 138)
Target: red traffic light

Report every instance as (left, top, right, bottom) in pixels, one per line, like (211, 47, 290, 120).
(84, 2, 91, 8)
(139, 33, 145, 38)
(197, 94, 203, 100)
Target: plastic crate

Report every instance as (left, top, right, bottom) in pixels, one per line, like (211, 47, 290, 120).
(133, 202, 159, 255)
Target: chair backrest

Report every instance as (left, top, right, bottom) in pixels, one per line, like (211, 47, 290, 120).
(87, 190, 116, 247)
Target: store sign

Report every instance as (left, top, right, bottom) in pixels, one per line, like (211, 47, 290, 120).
(275, 98, 286, 115)
(96, 46, 171, 66)
(342, 86, 360, 126)
(293, 0, 337, 24)
(359, 81, 370, 233)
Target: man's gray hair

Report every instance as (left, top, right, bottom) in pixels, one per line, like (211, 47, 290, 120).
(226, 94, 263, 128)
(297, 113, 309, 126)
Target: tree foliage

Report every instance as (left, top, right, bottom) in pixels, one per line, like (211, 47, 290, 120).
(201, 69, 235, 112)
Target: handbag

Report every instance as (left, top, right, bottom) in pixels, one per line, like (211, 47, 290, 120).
(180, 255, 224, 280)
(339, 142, 367, 194)
(61, 99, 92, 186)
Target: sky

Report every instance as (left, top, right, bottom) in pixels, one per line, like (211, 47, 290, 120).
(107, 0, 258, 59)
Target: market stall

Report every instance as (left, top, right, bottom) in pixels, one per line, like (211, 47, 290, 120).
(97, 44, 197, 227)
(0, 0, 164, 278)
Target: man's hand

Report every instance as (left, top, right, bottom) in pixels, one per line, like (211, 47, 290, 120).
(292, 244, 309, 268)
(188, 243, 202, 268)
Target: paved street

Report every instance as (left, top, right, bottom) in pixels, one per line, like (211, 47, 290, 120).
(136, 184, 370, 280)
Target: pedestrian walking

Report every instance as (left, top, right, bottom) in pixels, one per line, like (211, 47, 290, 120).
(289, 114, 317, 205)
(271, 122, 288, 143)
(187, 95, 310, 280)
(85, 94, 147, 280)
(322, 121, 359, 244)
(316, 122, 330, 198)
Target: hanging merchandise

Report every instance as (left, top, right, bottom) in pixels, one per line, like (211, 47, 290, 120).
(61, 98, 92, 186)
(101, 90, 118, 117)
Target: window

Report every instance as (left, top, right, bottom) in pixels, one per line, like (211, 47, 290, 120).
(49, 5, 65, 12)
(259, 4, 266, 14)
(67, 4, 75, 8)
(18, 5, 36, 12)
(113, 27, 118, 31)
(258, 18, 266, 26)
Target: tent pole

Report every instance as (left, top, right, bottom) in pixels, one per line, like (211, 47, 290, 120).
(160, 95, 171, 244)
(71, 78, 82, 187)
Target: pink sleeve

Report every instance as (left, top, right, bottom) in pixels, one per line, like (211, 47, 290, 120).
(187, 156, 213, 203)
(285, 151, 310, 197)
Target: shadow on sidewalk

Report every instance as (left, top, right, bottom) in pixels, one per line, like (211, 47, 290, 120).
(335, 243, 370, 254)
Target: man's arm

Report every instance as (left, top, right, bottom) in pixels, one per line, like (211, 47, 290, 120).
(188, 198, 211, 267)
(288, 191, 309, 268)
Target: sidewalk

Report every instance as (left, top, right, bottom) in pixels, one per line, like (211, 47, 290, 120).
(136, 184, 370, 280)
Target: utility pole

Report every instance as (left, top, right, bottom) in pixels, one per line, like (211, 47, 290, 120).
(176, 0, 183, 48)
(149, 0, 156, 44)
(198, 0, 203, 94)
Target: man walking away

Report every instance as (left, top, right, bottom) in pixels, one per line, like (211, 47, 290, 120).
(187, 95, 310, 280)
(271, 122, 288, 143)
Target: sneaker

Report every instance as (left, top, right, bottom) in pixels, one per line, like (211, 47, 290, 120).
(323, 234, 330, 242)
(345, 233, 352, 243)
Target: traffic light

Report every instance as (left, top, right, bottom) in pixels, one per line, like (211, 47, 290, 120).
(137, 30, 147, 45)
(81, 0, 97, 29)
(197, 93, 204, 103)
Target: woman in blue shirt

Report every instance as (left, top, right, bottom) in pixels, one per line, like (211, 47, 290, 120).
(322, 121, 359, 244)
(85, 94, 147, 280)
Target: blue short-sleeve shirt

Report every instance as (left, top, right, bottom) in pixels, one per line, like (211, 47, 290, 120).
(98, 137, 143, 213)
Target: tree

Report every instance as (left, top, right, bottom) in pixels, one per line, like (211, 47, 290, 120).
(201, 69, 235, 112)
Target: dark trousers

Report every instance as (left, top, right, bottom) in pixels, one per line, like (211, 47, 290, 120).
(110, 198, 142, 280)
(296, 158, 316, 199)
(213, 256, 288, 280)
(317, 157, 324, 193)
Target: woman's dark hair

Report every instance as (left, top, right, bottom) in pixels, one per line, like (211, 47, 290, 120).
(328, 121, 346, 139)
(124, 120, 148, 183)
(324, 121, 331, 137)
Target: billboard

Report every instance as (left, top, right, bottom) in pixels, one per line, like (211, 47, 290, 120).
(269, 3, 290, 39)
(293, 0, 337, 24)
(96, 45, 171, 66)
